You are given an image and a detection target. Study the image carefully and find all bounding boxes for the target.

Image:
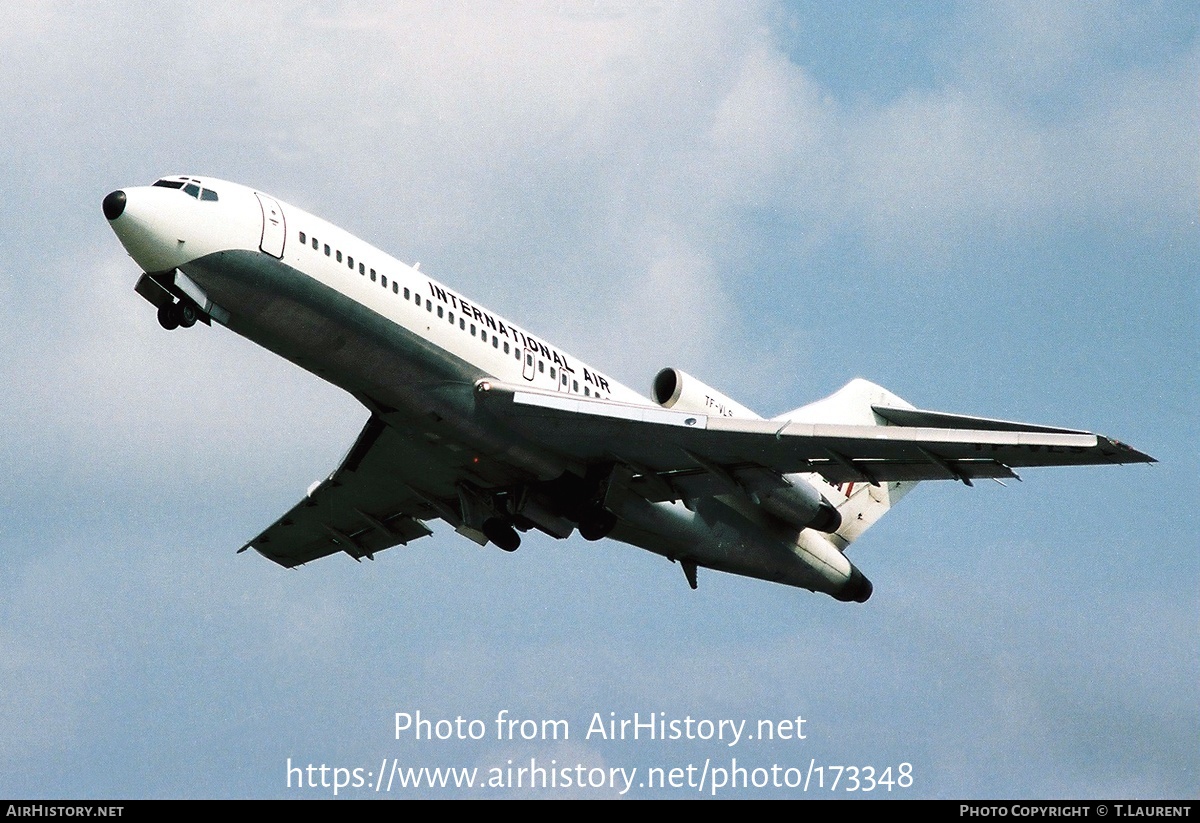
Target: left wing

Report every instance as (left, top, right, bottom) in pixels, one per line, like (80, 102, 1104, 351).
(240, 417, 437, 566)
(241, 410, 542, 567)
(472, 380, 1154, 492)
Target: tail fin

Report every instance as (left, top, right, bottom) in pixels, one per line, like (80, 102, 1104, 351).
(775, 378, 920, 551)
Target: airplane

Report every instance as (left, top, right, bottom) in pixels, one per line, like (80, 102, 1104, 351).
(102, 175, 1154, 603)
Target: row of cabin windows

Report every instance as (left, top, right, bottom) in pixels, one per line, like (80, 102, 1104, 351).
(299, 230, 379, 282)
(295, 230, 596, 397)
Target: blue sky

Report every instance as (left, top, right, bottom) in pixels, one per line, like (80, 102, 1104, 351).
(0, 1, 1195, 798)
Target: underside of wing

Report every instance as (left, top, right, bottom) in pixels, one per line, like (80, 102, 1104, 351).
(241, 417, 433, 566)
(241, 413, 533, 567)
(473, 381, 1154, 491)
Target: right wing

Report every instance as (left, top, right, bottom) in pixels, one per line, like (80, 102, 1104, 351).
(471, 380, 1154, 490)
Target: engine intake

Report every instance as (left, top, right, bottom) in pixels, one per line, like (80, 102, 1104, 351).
(652, 367, 761, 419)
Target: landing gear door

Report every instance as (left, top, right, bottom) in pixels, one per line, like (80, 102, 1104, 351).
(256, 192, 286, 258)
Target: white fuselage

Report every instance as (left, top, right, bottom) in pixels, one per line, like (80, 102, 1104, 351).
(105, 175, 870, 601)
(110, 177, 644, 406)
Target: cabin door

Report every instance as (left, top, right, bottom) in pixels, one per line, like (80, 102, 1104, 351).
(255, 193, 286, 258)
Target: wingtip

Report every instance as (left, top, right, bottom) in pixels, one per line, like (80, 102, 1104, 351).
(1120, 437, 1155, 463)
(1104, 437, 1156, 465)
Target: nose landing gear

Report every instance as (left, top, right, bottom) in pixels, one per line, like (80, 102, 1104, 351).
(157, 299, 201, 330)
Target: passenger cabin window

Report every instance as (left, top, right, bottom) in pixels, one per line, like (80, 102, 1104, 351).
(324, 244, 331, 256)
(299, 231, 306, 244)
(336, 250, 343, 263)
(312, 237, 318, 250)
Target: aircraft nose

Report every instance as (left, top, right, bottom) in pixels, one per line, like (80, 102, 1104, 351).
(102, 190, 127, 220)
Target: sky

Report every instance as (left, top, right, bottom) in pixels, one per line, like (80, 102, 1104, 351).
(0, 0, 1196, 799)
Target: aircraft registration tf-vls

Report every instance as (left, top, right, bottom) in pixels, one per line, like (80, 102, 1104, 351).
(103, 176, 1154, 603)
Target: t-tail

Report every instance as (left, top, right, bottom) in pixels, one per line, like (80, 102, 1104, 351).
(771, 377, 921, 552)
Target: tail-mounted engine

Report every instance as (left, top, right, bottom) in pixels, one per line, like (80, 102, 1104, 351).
(652, 367, 762, 419)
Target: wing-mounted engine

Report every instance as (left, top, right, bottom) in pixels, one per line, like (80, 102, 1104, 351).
(650, 367, 840, 534)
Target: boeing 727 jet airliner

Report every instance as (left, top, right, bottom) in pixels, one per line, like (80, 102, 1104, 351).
(102, 176, 1153, 603)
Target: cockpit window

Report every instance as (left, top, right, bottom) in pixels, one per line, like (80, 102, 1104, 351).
(151, 177, 217, 201)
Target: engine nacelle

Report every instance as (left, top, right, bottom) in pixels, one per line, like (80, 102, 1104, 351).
(652, 367, 761, 419)
(756, 475, 843, 535)
(604, 488, 866, 600)
(651, 368, 841, 534)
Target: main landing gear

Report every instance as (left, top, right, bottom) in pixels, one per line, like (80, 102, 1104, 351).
(577, 508, 617, 542)
(465, 470, 621, 554)
(477, 507, 615, 552)
(157, 299, 200, 330)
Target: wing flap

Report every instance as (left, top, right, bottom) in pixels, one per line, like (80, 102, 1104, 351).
(242, 474, 434, 567)
(625, 458, 1019, 500)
